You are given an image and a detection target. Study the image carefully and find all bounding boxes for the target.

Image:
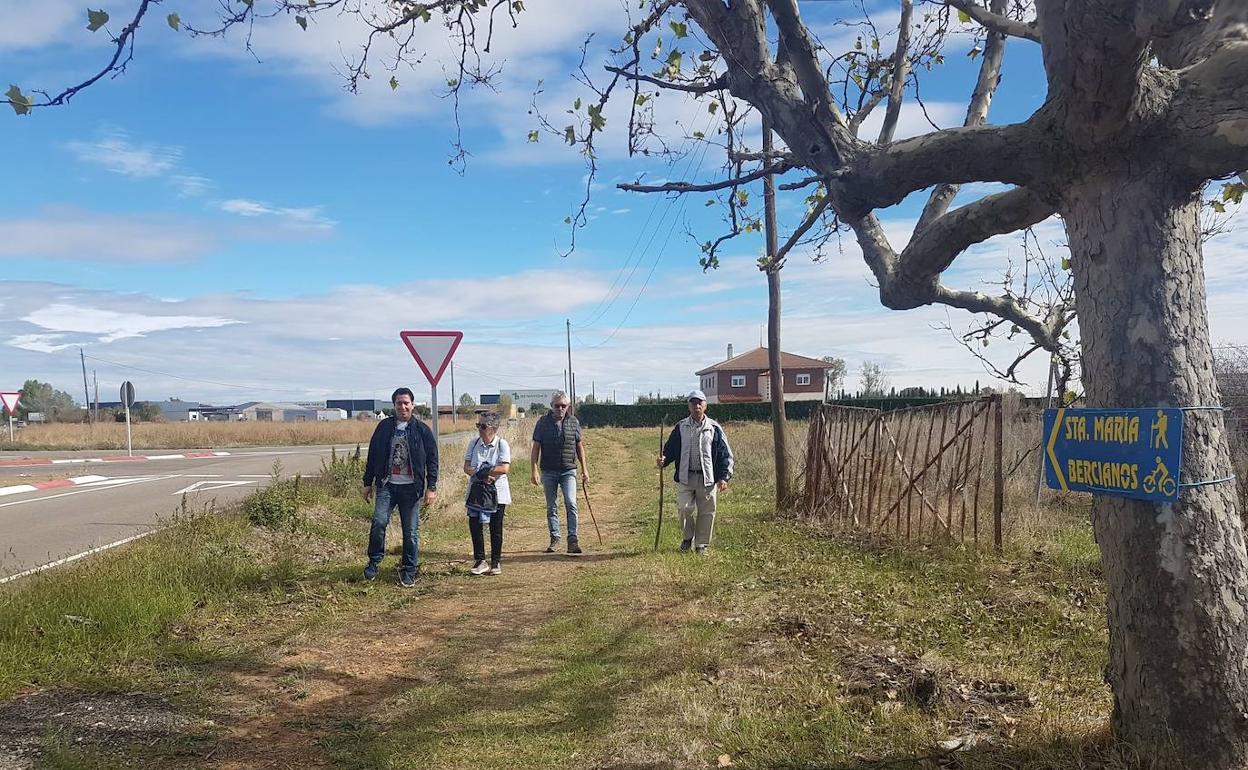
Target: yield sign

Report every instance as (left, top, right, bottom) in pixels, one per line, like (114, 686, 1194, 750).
(0, 392, 19, 416)
(400, 331, 463, 386)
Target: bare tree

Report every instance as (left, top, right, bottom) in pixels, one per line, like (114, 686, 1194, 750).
(858, 361, 889, 398)
(8, 0, 1248, 762)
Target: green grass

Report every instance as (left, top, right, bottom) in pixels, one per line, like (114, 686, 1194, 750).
(0, 427, 1133, 769)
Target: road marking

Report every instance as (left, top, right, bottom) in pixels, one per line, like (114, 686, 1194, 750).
(0, 475, 178, 508)
(172, 480, 258, 495)
(0, 475, 111, 498)
(0, 530, 157, 585)
(0, 451, 232, 468)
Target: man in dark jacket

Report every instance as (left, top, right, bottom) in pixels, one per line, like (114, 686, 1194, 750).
(657, 390, 733, 555)
(529, 390, 589, 554)
(361, 387, 438, 587)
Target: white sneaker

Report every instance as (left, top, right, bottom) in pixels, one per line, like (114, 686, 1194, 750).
(487, 564, 502, 576)
(469, 560, 490, 575)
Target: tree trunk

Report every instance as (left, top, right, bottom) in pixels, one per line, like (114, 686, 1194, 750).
(1065, 173, 1248, 768)
(763, 117, 789, 510)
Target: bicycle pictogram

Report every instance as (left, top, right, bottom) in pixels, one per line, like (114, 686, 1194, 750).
(1142, 456, 1178, 497)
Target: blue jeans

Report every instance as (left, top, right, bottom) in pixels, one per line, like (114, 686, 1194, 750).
(541, 469, 579, 538)
(368, 482, 422, 579)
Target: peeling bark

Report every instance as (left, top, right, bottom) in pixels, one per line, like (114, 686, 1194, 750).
(1066, 172, 1248, 768)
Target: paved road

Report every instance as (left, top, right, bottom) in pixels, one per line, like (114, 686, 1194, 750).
(0, 435, 471, 583)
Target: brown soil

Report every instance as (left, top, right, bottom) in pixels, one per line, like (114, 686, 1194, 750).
(199, 432, 637, 769)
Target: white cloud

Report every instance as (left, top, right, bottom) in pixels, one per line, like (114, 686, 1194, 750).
(179, 0, 632, 125)
(0, 0, 81, 51)
(66, 130, 182, 177)
(0, 207, 218, 262)
(172, 174, 213, 197)
(21, 304, 242, 344)
(218, 198, 336, 231)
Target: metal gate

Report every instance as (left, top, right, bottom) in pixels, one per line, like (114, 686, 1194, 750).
(801, 396, 1004, 548)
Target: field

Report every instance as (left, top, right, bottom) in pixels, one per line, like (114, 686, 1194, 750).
(0, 418, 459, 451)
(0, 421, 1158, 769)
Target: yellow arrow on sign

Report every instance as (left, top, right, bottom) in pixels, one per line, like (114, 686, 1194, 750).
(1046, 407, 1068, 492)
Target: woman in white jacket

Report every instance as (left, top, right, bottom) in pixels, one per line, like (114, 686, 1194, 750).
(463, 411, 511, 575)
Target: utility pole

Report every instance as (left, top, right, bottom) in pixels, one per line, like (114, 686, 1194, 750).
(762, 114, 790, 509)
(79, 348, 92, 425)
(565, 319, 576, 408)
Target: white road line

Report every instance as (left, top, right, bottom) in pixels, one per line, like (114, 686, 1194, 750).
(0, 530, 157, 585)
(0, 475, 111, 498)
(0, 476, 179, 508)
(172, 480, 257, 495)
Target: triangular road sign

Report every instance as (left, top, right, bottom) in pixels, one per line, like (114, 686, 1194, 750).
(0, 392, 20, 416)
(400, 331, 463, 387)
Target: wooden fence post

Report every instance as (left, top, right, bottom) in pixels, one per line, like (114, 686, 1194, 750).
(993, 394, 1004, 551)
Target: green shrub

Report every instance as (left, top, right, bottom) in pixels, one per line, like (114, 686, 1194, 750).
(244, 462, 304, 530)
(319, 445, 365, 497)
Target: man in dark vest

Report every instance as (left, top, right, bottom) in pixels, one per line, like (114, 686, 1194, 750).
(529, 390, 589, 554)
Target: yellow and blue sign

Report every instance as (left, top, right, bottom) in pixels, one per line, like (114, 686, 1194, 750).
(1044, 407, 1184, 501)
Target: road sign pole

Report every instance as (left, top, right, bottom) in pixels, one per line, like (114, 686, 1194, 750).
(431, 386, 439, 442)
(125, 404, 133, 456)
(7, 415, 11, 442)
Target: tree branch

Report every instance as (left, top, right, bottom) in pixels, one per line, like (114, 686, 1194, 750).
(877, 0, 914, 145)
(766, 0, 857, 159)
(934, 285, 1072, 354)
(917, 0, 1011, 230)
(944, 0, 1040, 42)
(848, 90, 888, 136)
(892, 187, 1055, 306)
(1172, 41, 1248, 182)
(774, 194, 833, 266)
(838, 122, 1042, 216)
(6, 0, 156, 113)
(618, 161, 796, 193)
(604, 65, 727, 94)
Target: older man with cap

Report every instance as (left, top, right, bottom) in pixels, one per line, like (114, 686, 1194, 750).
(656, 389, 733, 555)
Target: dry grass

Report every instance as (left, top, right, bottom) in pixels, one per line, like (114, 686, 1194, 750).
(3, 419, 413, 451)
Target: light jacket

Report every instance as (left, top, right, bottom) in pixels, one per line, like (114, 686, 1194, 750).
(662, 416, 733, 486)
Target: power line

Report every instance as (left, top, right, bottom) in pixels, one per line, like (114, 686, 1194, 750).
(574, 113, 718, 330)
(574, 123, 717, 348)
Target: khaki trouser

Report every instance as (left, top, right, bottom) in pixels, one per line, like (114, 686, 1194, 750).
(676, 471, 718, 547)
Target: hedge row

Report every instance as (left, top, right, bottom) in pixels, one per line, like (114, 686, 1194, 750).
(575, 397, 945, 427)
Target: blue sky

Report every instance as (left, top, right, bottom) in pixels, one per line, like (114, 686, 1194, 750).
(1, 0, 1244, 407)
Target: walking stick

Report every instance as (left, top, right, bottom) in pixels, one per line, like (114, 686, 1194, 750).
(655, 420, 666, 551)
(580, 476, 604, 545)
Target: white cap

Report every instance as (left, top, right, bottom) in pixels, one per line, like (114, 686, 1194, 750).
(687, 389, 707, 402)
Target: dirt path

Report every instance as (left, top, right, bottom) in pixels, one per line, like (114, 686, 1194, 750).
(205, 432, 639, 769)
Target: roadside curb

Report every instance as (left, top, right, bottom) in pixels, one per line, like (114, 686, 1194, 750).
(0, 475, 110, 497)
(0, 451, 231, 468)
